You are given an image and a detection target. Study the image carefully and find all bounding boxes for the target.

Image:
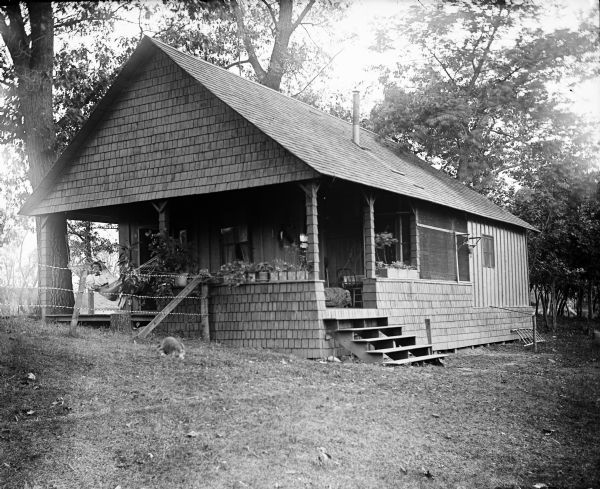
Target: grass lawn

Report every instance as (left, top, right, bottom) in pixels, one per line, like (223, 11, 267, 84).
(1, 317, 599, 489)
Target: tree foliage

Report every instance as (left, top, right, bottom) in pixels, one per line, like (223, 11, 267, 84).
(369, 0, 598, 195)
(157, 0, 347, 93)
(511, 161, 600, 327)
(0, 2, 135, 309)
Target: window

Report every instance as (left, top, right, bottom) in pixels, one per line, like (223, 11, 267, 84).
(220, 225, 251, 263)
(417, 207, 469, 282)
(375, 213, 412, 265)
(482, 235, 495, 268)
(419, 227, 457, 281)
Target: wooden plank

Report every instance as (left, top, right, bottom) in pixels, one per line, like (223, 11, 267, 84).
(136, 276, 203, 339)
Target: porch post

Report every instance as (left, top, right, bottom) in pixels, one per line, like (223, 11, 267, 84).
(152, 200, 170, 236)
(299, 181, 321, 280)
(363, 193, 376, 279)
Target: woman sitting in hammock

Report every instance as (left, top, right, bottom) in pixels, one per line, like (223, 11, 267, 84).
(85, 261, 114, 291)
(85, 261, 122, 302)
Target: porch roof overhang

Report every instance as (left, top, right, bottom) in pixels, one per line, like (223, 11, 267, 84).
(21, 36, 535, 232)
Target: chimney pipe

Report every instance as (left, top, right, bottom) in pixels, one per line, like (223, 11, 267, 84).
(352, 90, 360, 146)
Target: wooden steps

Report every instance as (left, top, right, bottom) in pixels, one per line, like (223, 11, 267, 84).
(323, 314, 446, 366)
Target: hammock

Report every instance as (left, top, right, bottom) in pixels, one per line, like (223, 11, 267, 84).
(96, 256, 159, 302)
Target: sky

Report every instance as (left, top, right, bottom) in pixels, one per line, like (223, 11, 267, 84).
(111, 0, 599, 122)
(321, 0, 600, 119)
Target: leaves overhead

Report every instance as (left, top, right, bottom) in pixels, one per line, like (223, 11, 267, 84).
(157, 0, 348, 93)
(369, 0, 599, 195)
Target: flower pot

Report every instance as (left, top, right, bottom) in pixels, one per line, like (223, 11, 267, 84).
(174, 274, 188, 287)
(245, 271, 256, 283)
(256, 271, 270, 282)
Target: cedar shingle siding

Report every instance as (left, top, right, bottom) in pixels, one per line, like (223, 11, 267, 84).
(34, 50, 317, 215)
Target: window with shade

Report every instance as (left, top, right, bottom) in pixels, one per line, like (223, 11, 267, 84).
(220, 224, 251, 263)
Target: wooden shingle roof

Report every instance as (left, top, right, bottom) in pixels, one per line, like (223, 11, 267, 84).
(22, 36, 533, 230)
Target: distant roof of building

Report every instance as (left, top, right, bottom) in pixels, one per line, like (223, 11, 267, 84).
(21, 36, 533, 230)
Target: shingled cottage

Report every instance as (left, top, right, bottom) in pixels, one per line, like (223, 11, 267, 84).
(21, 37, 534, 364)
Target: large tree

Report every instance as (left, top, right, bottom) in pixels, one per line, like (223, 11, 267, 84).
(369, 0, 598, 196)
(0, 2, 133, 312)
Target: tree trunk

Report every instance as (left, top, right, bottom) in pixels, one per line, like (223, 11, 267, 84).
(587, 281, 593, 334)
(1, 3, 75, 313)
(550, 279, 557, 333)
(39, 214, 74, 315)
(540, 287, 549, 330)
(576, 286, 583, 317)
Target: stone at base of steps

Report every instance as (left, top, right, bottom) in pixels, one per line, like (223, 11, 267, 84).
(383, 353, 447, 366)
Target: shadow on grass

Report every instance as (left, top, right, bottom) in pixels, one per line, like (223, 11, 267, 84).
(0, 318, 96, 487)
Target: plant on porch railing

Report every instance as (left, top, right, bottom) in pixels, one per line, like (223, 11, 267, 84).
(375, 232, 398, 264)
(140, 232, 198, 298)
(271, 259, 310, 281)
(217, 260, 252, 287)
(148, 232, 192, 275)
(216, 259, 311, 286)
(376, 260, 418, 279)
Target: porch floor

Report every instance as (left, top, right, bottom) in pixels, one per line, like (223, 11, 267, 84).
(45, 312, 156, 326)
(321, 308, 383, 320)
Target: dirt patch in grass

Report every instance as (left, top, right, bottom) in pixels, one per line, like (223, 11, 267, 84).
(1, 317, 599, 489)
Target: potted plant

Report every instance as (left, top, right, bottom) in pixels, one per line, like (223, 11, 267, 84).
(245, 262, 258, 283)
(375, 232, 398, 264)
(255, 262, 274, 282)
(272, 259, 294, 281)
(376, 261, 418, 279)
(218, 260, 249, 287)
(147, 232, 194, 290)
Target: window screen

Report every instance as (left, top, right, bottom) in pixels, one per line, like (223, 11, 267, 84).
(418, 227, 457, 281)
(482, 235, 495, 268)
(417, 204, 470, 282)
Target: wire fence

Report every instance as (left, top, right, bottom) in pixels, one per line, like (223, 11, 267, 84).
(0, 263, 208, 318)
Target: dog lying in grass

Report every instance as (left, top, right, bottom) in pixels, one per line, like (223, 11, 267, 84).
(157, 336, 185, 359)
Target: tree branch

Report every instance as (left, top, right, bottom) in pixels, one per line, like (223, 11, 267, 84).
(28, 2, 54, 70)
(225, 58, 250, 70)
(467, 6, 504, 91)
(293, 46, 345, 97)
(291, 0, 316, 31)
(229, 0, 266, 81)
(423, 44, 458, 88)
(0, 4, 30, 68)
(260, 0, 278, 27)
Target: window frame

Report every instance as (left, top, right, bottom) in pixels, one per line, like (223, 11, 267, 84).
(481, 234, 495, 268)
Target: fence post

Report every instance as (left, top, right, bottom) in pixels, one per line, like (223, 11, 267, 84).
(70, 269, 88, 336)
(87, 290, 94, 315)
(201, 284, 210, 341)
(532, 314, 537, 353)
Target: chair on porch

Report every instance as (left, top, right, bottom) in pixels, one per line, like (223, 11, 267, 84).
(336, 268, 364, 308)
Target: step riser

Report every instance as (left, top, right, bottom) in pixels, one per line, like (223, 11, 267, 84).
(333, 332, 384, 363)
